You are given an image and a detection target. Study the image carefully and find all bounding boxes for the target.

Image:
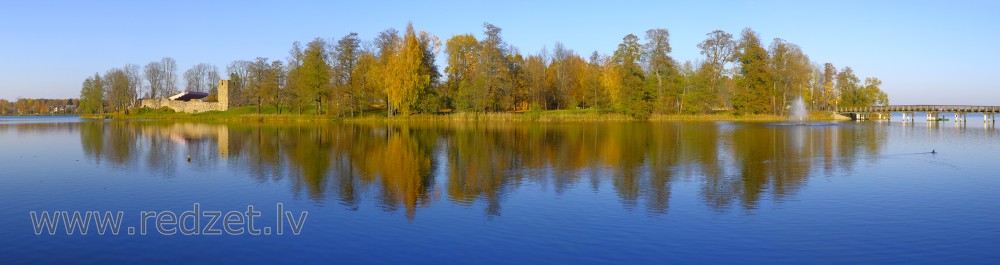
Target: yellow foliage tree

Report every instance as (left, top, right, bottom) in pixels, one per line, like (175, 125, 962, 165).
(384, 23, 430, 117)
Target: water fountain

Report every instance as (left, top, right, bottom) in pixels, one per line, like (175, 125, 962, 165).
(769, 97, 836, 127)
(789, 97, 808, 124)
(787, 97, 808, 151)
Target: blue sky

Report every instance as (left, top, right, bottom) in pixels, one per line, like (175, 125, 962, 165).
(1, 0, 998, 105)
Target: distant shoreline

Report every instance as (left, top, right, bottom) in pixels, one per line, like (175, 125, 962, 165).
(1, 114, 78, 117)
(79, 107, 848, 123)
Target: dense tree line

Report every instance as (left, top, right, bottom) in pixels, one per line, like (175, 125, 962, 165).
(78, 57, 187, 114)
(0, 98, 77, 115)
(75, 23, 888, 118)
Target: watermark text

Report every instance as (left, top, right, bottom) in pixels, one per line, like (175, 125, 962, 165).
(30, 203, 307, 236)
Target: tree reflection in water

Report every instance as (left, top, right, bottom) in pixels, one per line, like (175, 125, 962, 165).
(57, 121, 889, 219)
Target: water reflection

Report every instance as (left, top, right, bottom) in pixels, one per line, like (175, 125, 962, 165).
(8, 120, 890, 218)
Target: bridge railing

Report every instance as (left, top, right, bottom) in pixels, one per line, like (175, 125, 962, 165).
(837, 105, 1000, 113)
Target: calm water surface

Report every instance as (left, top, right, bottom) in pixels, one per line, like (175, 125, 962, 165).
(1, 116, 998, 264)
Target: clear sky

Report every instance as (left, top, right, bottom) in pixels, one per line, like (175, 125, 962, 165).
(1, 0, 998, 105)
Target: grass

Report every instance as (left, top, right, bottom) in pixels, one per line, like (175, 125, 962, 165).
(86, 106, 849, 123)
(344, 108, 631, 123)
(84, 106, 339, 122)
(647, 111, 846, 121)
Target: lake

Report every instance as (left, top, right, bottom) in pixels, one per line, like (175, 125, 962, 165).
(1, 116, 998, 264)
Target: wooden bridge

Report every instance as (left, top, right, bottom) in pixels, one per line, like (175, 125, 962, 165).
(837, 105, 999, 124)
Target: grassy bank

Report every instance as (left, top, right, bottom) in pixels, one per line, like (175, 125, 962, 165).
(83, 106, 339, 122)
(84, 106, 848, 123)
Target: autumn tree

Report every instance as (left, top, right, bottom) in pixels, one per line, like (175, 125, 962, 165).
(679, 61, 719, 114)
(697, 30, 736, 108)
(374, 28, 401, 114)
(78, 73, 104, 114)
(613, 34, 652, 119)
(599, 52, 622, 109)
(443, 23, 519, 113)
(383, 23, 429, 117)
(732, 28, 773, 115)
(507, 51, 529, 110)
(567, 55, 588, 109)
(140, 57, 177, 98)
(643, 28, 680, 113)
(269, 60, 287, 113)
(143, 61, 163, 99)
(13, 98, 27, 114)
(297, 38, 332, 115)
(332, 33, 361, 116)
(413, 30, 442, 113)
(547, 44, 590, 110)
(160, 57, 180, 96)
(103, 68, 133, 114)
(478, 23, 510, 112)
(835, 73, 891, 114)
(518, 52, 546, 110)
(73, 24, 887, 118)
(183, 63, 220, 94)
(350, 47, 377, 116)
(585, 51, 604, 109)
(243, 57, 284, 113)
(183, 66, 202, 92)
(549, 42, 575, 109)
(445, 34, 481, 111)
(284, 41, 304, 114)
(818, 63, 837, 110)
(124, 64, 142, 106)
(835, 66, 861, 108)
(768, 38, 813, 115)
(227, 60, 252, 106)
(861, 77, 888, 106)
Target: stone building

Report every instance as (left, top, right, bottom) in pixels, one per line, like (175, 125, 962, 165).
(140, 80, 229, 113)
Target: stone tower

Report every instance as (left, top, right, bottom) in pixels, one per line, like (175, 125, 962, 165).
(217, 80, 229, 111)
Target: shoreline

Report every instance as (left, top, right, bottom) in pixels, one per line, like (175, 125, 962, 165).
(79, 108, 849, 123)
